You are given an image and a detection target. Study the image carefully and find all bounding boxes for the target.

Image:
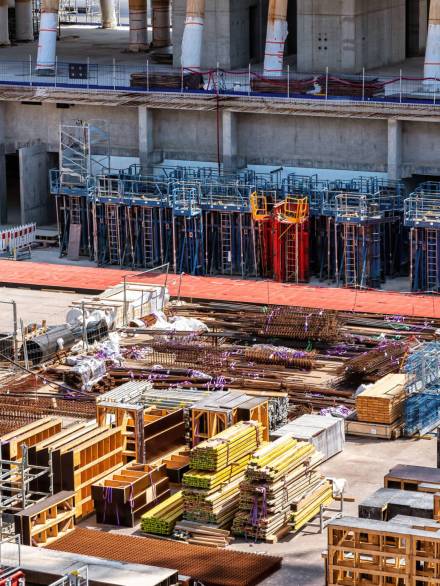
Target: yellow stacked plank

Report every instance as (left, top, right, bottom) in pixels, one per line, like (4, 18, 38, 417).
(232, 435, 326, 541)
(290, 480, 333, 531)
(183, 422, 263, 526)
(140, 491, 184, 535)
(356, 373, 406, 424)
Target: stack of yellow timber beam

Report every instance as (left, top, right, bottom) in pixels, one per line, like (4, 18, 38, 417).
(140, 491, 183, 536)
(356, 374, 406, 425)
(290, 479, 333, 531)
(232, 436, 324, 541)
(174, 520, 233, 548)
(182, 422, 263, 526)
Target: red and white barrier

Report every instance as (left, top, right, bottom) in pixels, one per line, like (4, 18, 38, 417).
(0, 223, 36, 253)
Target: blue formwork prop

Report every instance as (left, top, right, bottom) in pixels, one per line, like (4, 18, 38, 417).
(404, 392, 440, 436)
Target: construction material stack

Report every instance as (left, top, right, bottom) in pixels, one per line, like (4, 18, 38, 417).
(232, 435, 332, 541)
(182, 421, 264, 527)
(140, 490, 184, 535)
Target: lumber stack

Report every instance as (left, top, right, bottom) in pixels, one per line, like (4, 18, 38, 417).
(356, 373, 406, 424)
(140, 490, 184, 535)
(182, 422, 263, 526)
(232, 436, 325, 541)
(174, 520, 233, 548)
(290, 479, 333, 531)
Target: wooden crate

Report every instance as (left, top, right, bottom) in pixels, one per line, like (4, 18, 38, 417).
(356, 373, 406, 425)
(91, 462, 170, 527)
(14, 491, 75, 547)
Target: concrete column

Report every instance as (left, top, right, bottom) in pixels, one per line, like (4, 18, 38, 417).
(222, 110, 238, 173)
(388, 119, 403, 181)
(263, 0, 288, 76)
(152, 0, 171, 47)
(15, 0, 34, 41)
(181, 0, 205, 70)
(100, 0, 117, 28)
(138, 106, 154, 174)
(424, 0, 440, 83)
(128, 0, 148, 51)
(0, 0, 10, 46)
(36, 0, 59, 74)
(0, 103, 7, 224)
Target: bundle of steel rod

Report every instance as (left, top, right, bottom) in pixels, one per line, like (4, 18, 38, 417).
(337, 341, 407, 385)
(232, 436, 324, 541)
(189, 421, 264, 472)
(140, 490, 184, 535)
(316, 75, 384, 98)
(0, 397, 96, 419)
(250, 76, 316, 95)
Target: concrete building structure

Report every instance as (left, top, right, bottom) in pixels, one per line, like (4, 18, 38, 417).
(0, 0, 439, 226)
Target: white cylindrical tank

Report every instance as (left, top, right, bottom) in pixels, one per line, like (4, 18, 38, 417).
(263, 0, 288, 77)
(181, 0, 205, 71)
(424, 0, 440, 86)
(15, 0, 34, 41)
(36, 0, 59, 74)
(0, 0, 10, 46)
(100, 0, 117, 28)
(128, 0, 147, 51)
(152, 0, 171, 48)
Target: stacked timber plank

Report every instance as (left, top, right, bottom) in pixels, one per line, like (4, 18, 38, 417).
(92, 462, 170, 527)
(140, 490, 184, 535)
(182, 422, 264, 526)
(232, 436, 329, 541)
(174, 520, 232, 548)
(356, 374, 406, 425)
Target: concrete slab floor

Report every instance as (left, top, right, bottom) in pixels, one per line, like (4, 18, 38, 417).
(0, 286, 86, 331)
(77, 435, 436, 586)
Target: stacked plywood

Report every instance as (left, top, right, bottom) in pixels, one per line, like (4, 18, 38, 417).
(356, 374, 406, 425)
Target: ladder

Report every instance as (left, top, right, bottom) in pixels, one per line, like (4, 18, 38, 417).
(285, 224, 299, 283)
(426, 229, 439, 292)
(369, 224, 381, 289)
(343, 224, 357, 288)
(142, 207, 154, 267)
(105, 205, 122, 265)
(220, 213, 233, 274)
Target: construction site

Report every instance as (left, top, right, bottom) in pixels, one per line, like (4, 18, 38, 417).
(4, 0, 440, 585)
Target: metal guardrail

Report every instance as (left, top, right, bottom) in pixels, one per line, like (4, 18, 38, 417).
(1, 58, 440, 106)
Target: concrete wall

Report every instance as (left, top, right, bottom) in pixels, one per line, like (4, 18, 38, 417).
(402, 121, 440, 176)
(297, 0, 406, 73)
(237, 113, 388, 171)
(19, 144, 49, 225)
(172, 0, 260, 69)
(2, 103, 139, 156)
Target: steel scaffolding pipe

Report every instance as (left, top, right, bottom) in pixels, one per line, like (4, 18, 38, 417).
(424, 0, 440, 85)
(263, 0, 288, 77)
(0, 0, 10, 46)
(15, 0, 34, 41)
(36, 0, 59, 74)
(128, 0, 148, 51)
(100, 0, 117, 28)
(181, 0, 205, 70)
(152, 0, 171, 48)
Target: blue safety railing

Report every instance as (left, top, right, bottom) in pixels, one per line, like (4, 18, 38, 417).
(2, 58, 440, 106)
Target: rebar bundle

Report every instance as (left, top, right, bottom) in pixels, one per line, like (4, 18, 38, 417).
(338, 341, 406, 385)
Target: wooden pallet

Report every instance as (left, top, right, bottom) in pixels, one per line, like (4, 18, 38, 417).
(345, 414, 403, 440)
(14, 491, 75, 547)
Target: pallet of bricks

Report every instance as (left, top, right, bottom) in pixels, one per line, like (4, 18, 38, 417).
(347, 373, 406, 439)
(28, 420, 124, 520)
(232, 435, 333, 542)
(140, 421, 264, 540)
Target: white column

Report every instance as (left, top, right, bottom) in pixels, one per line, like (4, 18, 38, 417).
(36, 0, 59, 74)
(222, 111, 238, 173)
(15, 0, 34, 41)
(138, 106, 154, 174)
(152, 0, 171, 48)
(128, 0, 148, 51)
(388, 119, 403, 181)
(181, 0, 205, 70)
(263, 0, 288, 77)
(0, 0, 10, 46)
(424, 0, 440, 85)
(100, 0, 117, 28)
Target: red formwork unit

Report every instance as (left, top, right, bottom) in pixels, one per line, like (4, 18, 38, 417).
(0, 571, 25, 585)
(271, 198, 310, 283)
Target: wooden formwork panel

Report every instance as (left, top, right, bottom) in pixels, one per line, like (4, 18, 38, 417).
(1, 417, 62, 461)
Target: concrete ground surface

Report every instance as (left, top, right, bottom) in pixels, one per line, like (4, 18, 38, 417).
(0, 286, 85, 331)
(77, 435, 436, 586)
